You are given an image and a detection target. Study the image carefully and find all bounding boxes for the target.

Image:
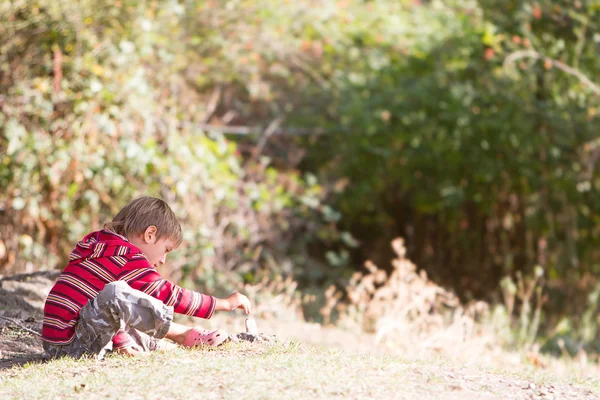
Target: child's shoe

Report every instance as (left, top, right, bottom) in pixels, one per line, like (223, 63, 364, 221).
(183, 327, 228, 347)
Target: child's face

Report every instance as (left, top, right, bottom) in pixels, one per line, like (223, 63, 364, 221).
(143, 237, 177, 268)
(130, 226, 177, 268)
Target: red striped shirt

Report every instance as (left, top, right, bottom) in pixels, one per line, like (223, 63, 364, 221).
(42, 230, 215, 345)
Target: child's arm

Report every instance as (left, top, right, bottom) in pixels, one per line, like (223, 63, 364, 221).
(119, 260, 251, 318)
(120, 265, 216, 319)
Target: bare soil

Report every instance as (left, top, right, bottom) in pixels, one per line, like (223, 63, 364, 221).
(0, 271, 60, 369)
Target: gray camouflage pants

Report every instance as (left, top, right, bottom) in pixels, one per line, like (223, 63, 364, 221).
(43, 281, 174, 359)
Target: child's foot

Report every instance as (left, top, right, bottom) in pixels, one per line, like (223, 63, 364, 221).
(183, 327, 228, 348)
(156, 340, 179, 352)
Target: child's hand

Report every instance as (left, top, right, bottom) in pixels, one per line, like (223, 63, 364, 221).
(216, 292, 252, 314)
(228, 292, 251, 314)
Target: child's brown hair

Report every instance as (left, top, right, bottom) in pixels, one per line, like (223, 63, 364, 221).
(104, 196, 183, 247)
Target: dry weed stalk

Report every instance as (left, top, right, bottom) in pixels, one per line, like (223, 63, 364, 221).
(500, 266, 547, 349)
(242, 275, 305, 322)
(325, 238, 490, 358)
(320, 284, 342, 326)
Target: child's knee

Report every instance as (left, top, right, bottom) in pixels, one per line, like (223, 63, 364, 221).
(110, 280, 130, 293)
(96, 281, 129, 306)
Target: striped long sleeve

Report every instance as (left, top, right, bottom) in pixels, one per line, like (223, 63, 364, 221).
(119, 259, 215, 319)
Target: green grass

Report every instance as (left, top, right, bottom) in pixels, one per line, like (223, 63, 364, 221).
(1, 341, 598, 400)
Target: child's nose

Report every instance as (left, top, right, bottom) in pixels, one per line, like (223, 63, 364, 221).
(160, 254, 167, 264)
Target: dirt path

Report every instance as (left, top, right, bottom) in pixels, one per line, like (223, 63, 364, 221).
(1, 272, 598, 399)
(221, 317, 599, 399)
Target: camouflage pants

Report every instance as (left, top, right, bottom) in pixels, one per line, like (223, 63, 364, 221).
(43, 281, 174, 359)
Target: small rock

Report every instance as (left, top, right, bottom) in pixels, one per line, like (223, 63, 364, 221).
(245, 318, 258, 335)
(234, 332, 278, 344)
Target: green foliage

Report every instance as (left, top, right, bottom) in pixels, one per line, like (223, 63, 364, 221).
(0, 0, 333, 289)
(181, 0, 600, 342)
(280, 0, 600, 300)
(2, 0, 600, 349)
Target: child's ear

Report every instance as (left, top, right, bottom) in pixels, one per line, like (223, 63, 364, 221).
(143, 225, 158, 243)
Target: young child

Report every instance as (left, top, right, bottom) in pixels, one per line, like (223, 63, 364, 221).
(42, 196, 251, 359)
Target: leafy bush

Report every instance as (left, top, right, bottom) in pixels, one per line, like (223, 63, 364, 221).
(3, 0, 600, 348)
(0, 0, 334, 291)
(283, 0, 600, 308)
(182, 0, 600, 304)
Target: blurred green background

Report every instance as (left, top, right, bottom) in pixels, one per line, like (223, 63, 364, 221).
(1, 0, 599, 354)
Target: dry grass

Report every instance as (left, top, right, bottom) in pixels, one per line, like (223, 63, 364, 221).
(241, 274, 306, 322)
(320, 238, 495, 360)
(0, 339, 598, 400)
(318, 238, 597, 371)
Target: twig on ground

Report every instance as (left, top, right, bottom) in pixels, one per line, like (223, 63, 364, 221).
(0, 315, 41, 337)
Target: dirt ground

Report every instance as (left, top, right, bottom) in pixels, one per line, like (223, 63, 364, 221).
(0, 272, 598, 400)
(0, 271, 60, 369)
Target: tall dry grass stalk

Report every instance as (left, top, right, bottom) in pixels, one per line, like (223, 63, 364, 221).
(323, 238, 500, 361)
(242, 275, 307, 322)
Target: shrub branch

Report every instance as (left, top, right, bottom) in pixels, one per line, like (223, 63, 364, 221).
(503, 50, 600, 96)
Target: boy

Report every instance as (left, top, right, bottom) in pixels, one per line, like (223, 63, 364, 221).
(42, 196, 251, 359)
